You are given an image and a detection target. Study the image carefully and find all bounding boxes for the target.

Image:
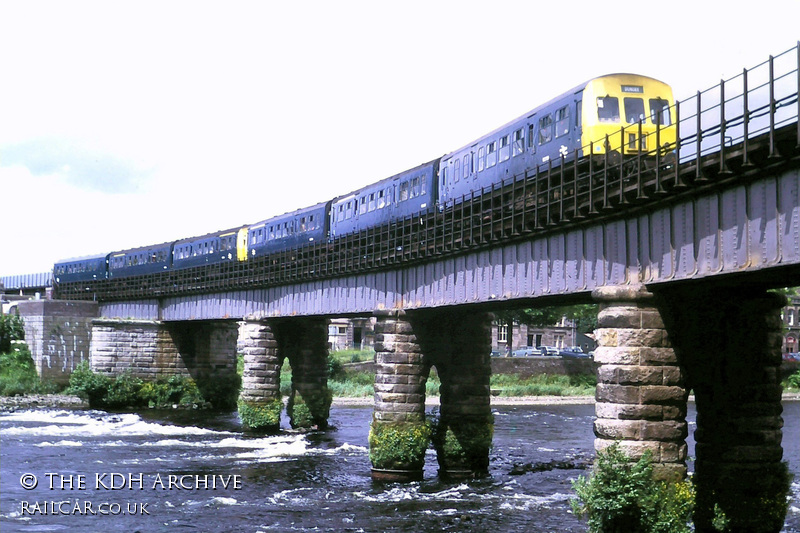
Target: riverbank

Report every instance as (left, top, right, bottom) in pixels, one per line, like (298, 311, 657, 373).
(4, 392, 798, 412)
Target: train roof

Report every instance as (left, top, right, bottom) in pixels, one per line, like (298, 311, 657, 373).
(248, 200, 331, 229)
(173, 225, 248, 245)
(54, 252, 109, 265)
(108, 240, 175, 257)
(332, 158, 439, 205)
(440, 73, 669, 160)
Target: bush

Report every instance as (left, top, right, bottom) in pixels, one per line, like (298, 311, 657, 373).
(571, 442, 694, 533)
(787, 370, 800, 390)
(0, 314, 25, 353)
(68, 362, 111, 406)
(68, 363, 239, 410)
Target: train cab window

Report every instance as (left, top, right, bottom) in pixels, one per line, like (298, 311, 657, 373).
(512, 128, 524, 156)
(555, 106, 570, 137)
(463, 154, 470, 178)
(368, 192, 376, 211)
(478, 146, 485, 172)
(624, 97, 645, 124)
(649, 98, 672, 125)
(486, 141, 497, 168)
(454, 159, 460, 182)
(597, 96, 620, 123)
(359, 196, 367, 215)
(499, 135, 510, 162)
(538, 115, 553, 144)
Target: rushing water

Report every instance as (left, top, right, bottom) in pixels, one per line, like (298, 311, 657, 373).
(1, 401, 798, 533)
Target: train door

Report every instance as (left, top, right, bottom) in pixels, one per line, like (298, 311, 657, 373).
(237, 227, 249, 261)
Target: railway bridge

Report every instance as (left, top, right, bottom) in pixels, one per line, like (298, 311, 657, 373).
(35, 46, 800, 531)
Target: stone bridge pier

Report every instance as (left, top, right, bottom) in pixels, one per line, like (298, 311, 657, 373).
(238, 317, 331, 432)
(370, 309, 493, 481)
(593, 283, 789, 533)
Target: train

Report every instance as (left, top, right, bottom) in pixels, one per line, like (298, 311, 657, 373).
(53, 73, 675, 285)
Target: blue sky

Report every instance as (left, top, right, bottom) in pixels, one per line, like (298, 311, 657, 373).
(1, 0, 799, 275)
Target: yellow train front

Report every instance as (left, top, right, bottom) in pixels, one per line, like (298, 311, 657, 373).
(437, 73, 676, 205)
(580, 73, 676, 162)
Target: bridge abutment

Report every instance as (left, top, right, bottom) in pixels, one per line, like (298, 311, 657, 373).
(592, 284, 689, 481)
(369, 309, 493, 481)
(237, 320, 283, 432)
(659, 287, 789, 533)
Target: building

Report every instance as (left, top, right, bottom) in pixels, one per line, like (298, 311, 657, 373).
(783, 294, 800, 354)
(491, 316, 594, 354)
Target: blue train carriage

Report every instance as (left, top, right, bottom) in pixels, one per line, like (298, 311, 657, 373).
(53, 253, 109, 284)
(437, 73, 676, 205)
(107, 241, 173, 278)
(172, 226, 249, 270)
(329, 159, 439, 238)
(246, 201, 330, 258)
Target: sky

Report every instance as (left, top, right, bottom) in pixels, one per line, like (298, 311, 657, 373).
(1, 1, 799, 276)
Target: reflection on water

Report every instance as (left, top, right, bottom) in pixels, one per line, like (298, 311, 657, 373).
(1, 402, 798, 532)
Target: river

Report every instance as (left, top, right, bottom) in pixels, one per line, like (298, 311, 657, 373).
(1, 401, 798, 532)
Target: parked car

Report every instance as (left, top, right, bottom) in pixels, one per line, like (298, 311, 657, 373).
(491, 349, 505, 357)
(783, 353, 800, 363)
(560, 347, 591, 358)
(512, 346, 540, 357)
(539, 346, 559, 356)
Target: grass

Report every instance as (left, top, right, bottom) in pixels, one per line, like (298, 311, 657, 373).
(271, 353, 597, 398)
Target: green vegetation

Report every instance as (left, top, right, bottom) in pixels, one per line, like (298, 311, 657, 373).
(0, 314, 25, 353)
(67, 362, 241, 409)
(784, 369, 800, 391)
(368, 418, 432, 471)
(238, 398, 283, 432)
(491, 373, 596, 396)
(0, 315, 60, 396)
(430, 414, 494, 475)
(571, 443, 695, 533)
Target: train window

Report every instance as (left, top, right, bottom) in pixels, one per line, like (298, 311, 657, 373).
(463, 154, 470, 178)
(478, 146, 485, 172)
(368, 192, 376, 211)
(528, 125, 536, 153)
(555, 106, 570, 137)
(499, 135, 510, 162)
(538, 115, 553, 144)
(624, 97, 645, 123)
(512, 128, 524, 156)
(441, 166, 448, 190)
(377, 190, 386, 208)
(597, 96, 620, 123)
(421, 175, 426, 195)
(454, 159, 460, 182)
(486, 141, 497, 167)
(337, 204, 344, 222)
(576, 103, 582, 128)
(649, 98, 671, 125)
(359, 196, 367, 215)
(386, 187, 394, 204)
(399, 181, 409, 201)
